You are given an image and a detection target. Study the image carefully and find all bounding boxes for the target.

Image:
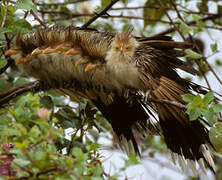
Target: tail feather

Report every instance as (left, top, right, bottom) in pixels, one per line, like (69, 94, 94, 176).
(151, 76, 215, 170)
(92, 94, 153, 155)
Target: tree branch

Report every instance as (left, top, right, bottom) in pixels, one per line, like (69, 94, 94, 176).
(156, 0, 214, 91)
(0, 1, 8, 33)
(0, 81, 50, 107)
(152, 14, 222, 37)
(0, 59, 13, 75)
(30, 9, 47, 28)
(37, 11, 171, 24)
(36, 0, 88, 6)
(81, 0, 120, 28)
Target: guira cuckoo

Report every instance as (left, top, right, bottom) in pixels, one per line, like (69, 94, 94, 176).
(5, 26, 215, 172)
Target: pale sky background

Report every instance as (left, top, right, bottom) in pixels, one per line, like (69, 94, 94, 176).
(18, 0, 222, 179)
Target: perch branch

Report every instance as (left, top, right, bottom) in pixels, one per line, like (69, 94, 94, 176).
(0, 81, 50, 107)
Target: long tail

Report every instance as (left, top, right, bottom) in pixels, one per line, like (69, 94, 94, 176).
(93, 94, 157, 155)
(151, 76, 215, 171)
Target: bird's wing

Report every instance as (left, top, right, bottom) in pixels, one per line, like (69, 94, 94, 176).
(136, 40, 200, 75)
(135, 45, 214, 170)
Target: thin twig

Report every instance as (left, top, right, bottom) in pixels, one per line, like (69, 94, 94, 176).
(191, 25, 222, 31)
(158, 0, 212, 91)
(170, 0, 222, 89)
(0, 1, 9, 33)
(111, 6, 218, 16)
(0, 59, 13, 75)
(152, 14, 222, 37)
(36, 0, 88, 6)
(30, 9, 47, 28)
(82, 0, 120, 28)
(157, 0, 185, 40)
(47, 13, 171, 24)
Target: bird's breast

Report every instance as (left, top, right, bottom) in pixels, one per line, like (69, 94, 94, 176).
(106, 60, 141, 90)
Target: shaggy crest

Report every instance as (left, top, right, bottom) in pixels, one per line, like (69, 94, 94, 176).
(114, 29, 133, 45)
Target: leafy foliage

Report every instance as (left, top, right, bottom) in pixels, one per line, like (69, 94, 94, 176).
(0, 0, 222, 179)
(182, 92, 222, 125)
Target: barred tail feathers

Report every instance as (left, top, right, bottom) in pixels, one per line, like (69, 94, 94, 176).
(151, 76, 215, 170)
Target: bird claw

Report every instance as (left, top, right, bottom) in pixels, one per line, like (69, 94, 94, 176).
(31, 48, 42, 56)
(55, 44, 65, 51)
(75, 58, 87, 67)
(84, 63, 97, 72)
(43, 47, 54, 54)
(65, 48, 79, 55)
(24, 54, 32, 63)
(5, 49, 17, 56)
(15, 58, 23, 65)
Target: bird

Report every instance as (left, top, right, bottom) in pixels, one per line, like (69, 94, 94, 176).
(5, 26, 215, 172)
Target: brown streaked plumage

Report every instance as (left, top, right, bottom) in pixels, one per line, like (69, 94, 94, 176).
(106, 31, 215, 171)
(5, 26, 215, 173)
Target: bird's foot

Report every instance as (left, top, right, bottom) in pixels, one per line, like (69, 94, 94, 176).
(75, 58, 88, 67)
(23, 54, 32, 63)
(15, 58, 24, 64)
(43, 47, 55, 54)
(65, 48, 80, 55)
(55, 43, 67, 51)
(31, 48, 42, 56)
(84, 63, 100, 72)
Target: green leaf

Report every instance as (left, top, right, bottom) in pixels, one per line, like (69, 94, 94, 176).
(218, 5, 222, 15)
(197, 20, 204, 29)
(192, 14, 201, 20)
(16, 0, 37, 12)
(0, 59, 7, 69)
(179, 21, 192, 35)
(185, 49, 202, 59)
(209, 123, 222, 152)
(182, 94, 195, 103)
(203, 92, 214, 105)
(213, 104, 222, 113)
(210, 43, 219, 53)
(3, 17, 32, 35)
(62, 120, 74, 129)
(197, 1, 208, 13)
(93, 166, 103, 176)
(121, 0, 129, 5)
(201, 108, 217, 126)
(40, 96, 54, 110)
(101, 0, 110, 8)
(143, 0, 165, 28)
(72, 147, 83, 157)
(199, 60, 209, 73)
(189, 108, 202, 121)
(192, 94, 204, 108)
(92, 177, 104, 180)
(13, 158, 30, 167)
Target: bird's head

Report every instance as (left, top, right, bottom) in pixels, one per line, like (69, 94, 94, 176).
(110, 31, 139, 59)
